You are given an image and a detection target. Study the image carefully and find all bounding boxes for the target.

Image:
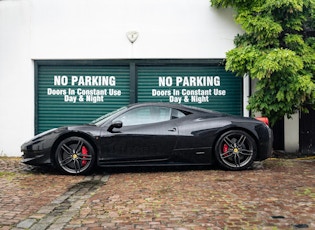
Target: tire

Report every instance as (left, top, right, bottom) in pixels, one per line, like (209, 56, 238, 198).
(54, 136, 96, 175)
(214, 130, 257, 170)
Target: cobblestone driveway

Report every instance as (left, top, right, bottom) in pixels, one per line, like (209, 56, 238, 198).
(0, 157, 314, 230)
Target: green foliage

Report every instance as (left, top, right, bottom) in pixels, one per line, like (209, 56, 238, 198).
(211, 0, 315, 125)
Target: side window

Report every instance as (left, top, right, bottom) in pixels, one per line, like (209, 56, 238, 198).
(113, 106, 172, 126)
(171, 109, 186, 119)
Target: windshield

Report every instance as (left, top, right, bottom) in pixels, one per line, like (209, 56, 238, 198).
(89, 106, 128, 126)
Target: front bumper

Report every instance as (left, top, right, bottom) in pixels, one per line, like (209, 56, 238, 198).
(21, 151, 52, 165)
(20, 131, 58, 166)
(21, 140, 53, 165)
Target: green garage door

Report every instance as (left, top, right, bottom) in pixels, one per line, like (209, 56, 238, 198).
(37, 65, 130, 134)
(36, 61, 243, 134)
(137, 65, 242, 115)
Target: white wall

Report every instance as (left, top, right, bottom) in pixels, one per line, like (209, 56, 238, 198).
(0, 0, 33, 156)
(284, 113, 299, 153)
(0, 0, 243, 156)
(30, 0, 240, 59)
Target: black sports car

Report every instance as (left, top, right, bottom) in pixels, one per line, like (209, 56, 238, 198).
(21, 103, 273, 175)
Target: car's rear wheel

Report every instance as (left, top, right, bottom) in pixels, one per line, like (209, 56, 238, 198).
(214, 130, 257, 170)
(54, 136, 95, 175)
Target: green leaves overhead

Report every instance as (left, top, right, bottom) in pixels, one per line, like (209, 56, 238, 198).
(211, 0, 315, 126)
(236, 13, 282, 46)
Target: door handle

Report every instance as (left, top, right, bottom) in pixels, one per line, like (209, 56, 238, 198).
(168, 128, 177, 132)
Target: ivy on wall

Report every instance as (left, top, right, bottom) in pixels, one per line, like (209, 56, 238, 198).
(211, 0, 315, 125)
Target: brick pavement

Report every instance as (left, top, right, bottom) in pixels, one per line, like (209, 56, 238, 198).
(0, 157, 314, 230)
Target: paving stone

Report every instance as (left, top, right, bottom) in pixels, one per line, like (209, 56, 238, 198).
(16, 219, 37, 228)
(0, 157, 314, 229)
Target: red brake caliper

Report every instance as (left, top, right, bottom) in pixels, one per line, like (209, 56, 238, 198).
(223, 144, 229, 156)
(82, 146, 88, 166)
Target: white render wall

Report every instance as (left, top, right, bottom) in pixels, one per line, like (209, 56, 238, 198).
(0, 0, 34, 157)
(284, 113, 299, 153)
(30, 0, 240, 59)
(0, 0, 297, 156)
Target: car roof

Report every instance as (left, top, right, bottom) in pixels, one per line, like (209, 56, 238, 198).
(127, 102, 223, 115)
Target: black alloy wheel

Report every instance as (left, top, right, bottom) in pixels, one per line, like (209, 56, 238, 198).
(215, 130, 257, 170)
(55, 136, 95, 175)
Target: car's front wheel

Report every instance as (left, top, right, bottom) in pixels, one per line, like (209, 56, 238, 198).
(214, 130, 257, 170)
(54, 136, 96, 175)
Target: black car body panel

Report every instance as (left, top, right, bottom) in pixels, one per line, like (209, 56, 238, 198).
(21, 102, 273, 174)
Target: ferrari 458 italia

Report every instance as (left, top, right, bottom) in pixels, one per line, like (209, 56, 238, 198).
(21, 103, 273, 175)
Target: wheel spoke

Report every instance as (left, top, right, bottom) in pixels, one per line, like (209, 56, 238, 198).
(60, 156, 74, 166)
(61, 144, 73, 155)
(240, 149, 253, 156)
(77, 154, 92, 161)
(75, 140, 84, 153)
(223, 136, 235, 147)
(220, 150, 233, 158)
(237, 135, 246, 147)
(73, 159, 81, 173)
(233, 153, 241, 167)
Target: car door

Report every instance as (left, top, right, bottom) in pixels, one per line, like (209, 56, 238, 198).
(99, 106, 179, 163)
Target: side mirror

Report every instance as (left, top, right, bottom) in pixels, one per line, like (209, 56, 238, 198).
(108, 120, 123, 132)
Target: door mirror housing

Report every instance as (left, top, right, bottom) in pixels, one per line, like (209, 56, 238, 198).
(108, 120, 123, 132)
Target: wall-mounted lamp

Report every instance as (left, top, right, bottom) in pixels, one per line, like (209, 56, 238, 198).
(126, 31, 139, 43)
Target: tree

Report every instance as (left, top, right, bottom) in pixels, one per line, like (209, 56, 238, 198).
(211, 0, 315, 126)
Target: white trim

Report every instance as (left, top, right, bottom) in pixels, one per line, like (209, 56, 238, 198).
(243, 74, 250, 117)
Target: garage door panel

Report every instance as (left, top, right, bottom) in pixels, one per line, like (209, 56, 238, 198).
(37, 65, 130, 134)
(137, 65, 242, 115)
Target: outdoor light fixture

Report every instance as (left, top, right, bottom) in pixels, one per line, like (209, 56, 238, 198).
(126, 31, 139, 43)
